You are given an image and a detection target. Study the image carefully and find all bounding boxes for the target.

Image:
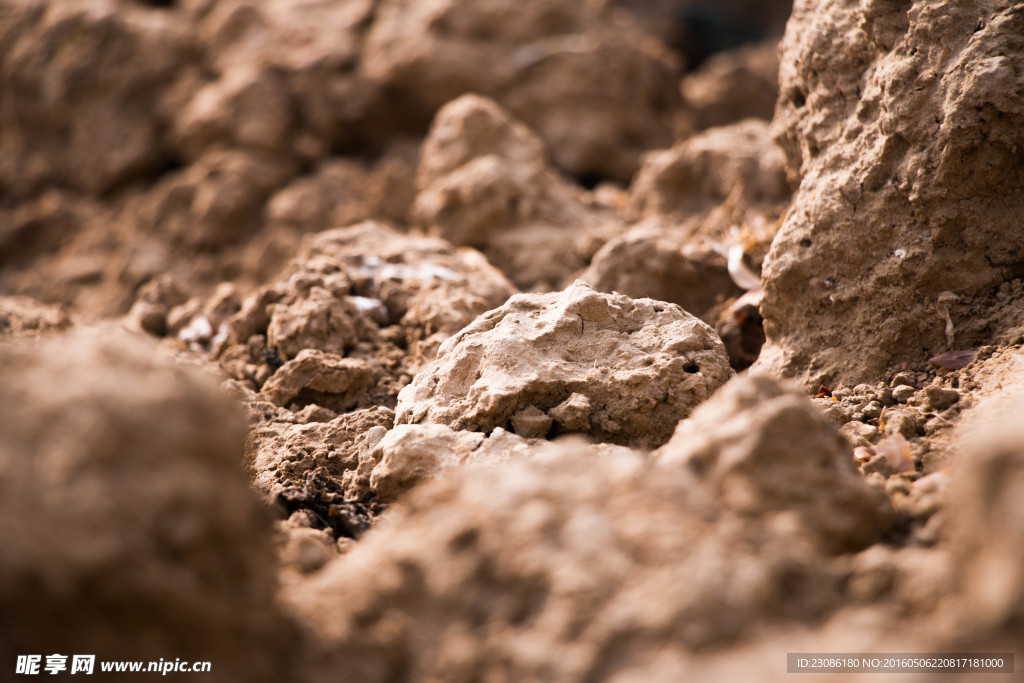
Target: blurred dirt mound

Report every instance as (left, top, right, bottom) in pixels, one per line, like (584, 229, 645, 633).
(364, 0, 682, 183)
(0, 327, 291, 681)
(944, 356, 1024, 642)
(681, 41, 780, 131)
(412, 95, 625, 290)
(757, 0, 1024, 389)
(285, 375, 886, 682)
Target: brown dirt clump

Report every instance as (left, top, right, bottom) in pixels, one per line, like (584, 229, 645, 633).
(0, 2, 196, 198)
(757, 0, 1024, 389)
(0, 327, 293, 681)
(411, 95, 626, 290)
(654, 374, 891, 553)
(396, 280, 732, 450)
(581, 217, 743, 324)
(943, 362, 1024, 640)
(221, 221, 515, 521)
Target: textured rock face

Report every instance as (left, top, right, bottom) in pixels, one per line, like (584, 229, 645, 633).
(284, 441, 855, 682)
(364, 0, 681, 182)
(245, 406, 395, 497)
(396, 281, 732, 449)
(226, 221, 514, 516)
(366, 423, 639, 504)
(0, 329, 289, 681)
(411, 95, 625, 290)
(758, 0, 1024, 388)
(654, 374, 891, 553)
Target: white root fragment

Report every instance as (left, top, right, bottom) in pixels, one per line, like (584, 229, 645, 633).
(936, 291, 959, 349)
(727, 244, 761, 290)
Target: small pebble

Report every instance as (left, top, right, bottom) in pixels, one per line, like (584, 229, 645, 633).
(840, 421, 878, 447)
(853, 446, 875, 463)
(884, 410, 917, 439)
(861, 400, 884, 420)
(890, 372, 916, 389)
(923, 384, 959, 411)
(892, 385, 915, 403)
(862, 454, 896, 478)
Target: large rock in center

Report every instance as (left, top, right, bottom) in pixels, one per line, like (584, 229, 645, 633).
(395, 281, 731, 449)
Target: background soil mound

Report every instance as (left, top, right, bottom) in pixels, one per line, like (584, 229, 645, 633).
(412, 95, 625, 290)
(363, 0, 681, 183)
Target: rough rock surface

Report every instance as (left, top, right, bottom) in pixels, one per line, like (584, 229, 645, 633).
(245, 406, 395, 498)
(368, 424, 534, 504)
(411, 95, 625, 290)
(0, 328, 291, 681)
(363, 0, 681, 182)
(217, 220, 515, 395)
(258, 350, 379, 412)
(366, 423, 640, 505)
(758, 0, 1024, 388)
(396, 281, 732, 449)
(226, 221, 515, 520)
(654, 374, 891, 553)
(285, 436, 861, 682)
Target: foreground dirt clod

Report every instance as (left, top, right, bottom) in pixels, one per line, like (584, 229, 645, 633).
(286, 376, 887, 682)
(0, 328, 293, 681)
